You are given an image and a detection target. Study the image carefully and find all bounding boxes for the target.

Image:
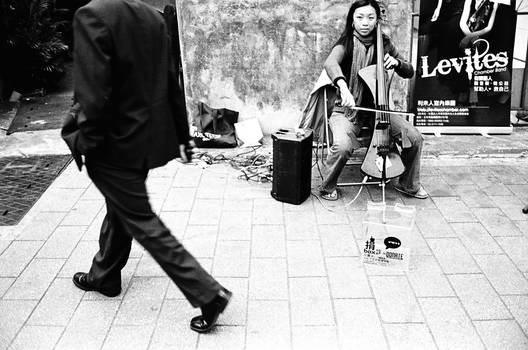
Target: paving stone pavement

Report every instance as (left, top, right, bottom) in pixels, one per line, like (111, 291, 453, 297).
(1, 150, 528, 349)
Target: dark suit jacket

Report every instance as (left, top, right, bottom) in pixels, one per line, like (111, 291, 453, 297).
(62, 0, 189, 170)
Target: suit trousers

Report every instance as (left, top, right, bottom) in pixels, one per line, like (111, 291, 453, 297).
(85, 158, 221, 307)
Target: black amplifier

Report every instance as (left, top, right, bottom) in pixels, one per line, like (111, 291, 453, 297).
(271, 128, 313, 205)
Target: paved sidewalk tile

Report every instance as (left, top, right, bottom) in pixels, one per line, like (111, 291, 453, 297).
(451, 222, 503, 255)
(0, 241, 42, 277)
(163, 188, 196, 211)
(410, 225, 434, 256)
(251, 225, 286, 258)
(28, 277, 84, 326)
(384, 324, 437, 350)
(407, 255, 455, 297)
(334, 299, 387, 350)
(439, 168, 474, 185)
(149, 299, 198, 350)
(292, 326, 339, 350)
(474, 320, 528, 350)
(102, 325, 154, 350)
(113, 277, 169, 326)
(61, 199, 103, 226)
(0, 277, 15, 297)
(284, 211, 319, 240)
(37, 225, 86, 258)
(448, 274, 511, 320)
(490, 195, 527, 221)
(421, 176, 456, 197)
(79, 183, 104, 201)
(219, 211, 252, 240)
(173, 165, 202, 187)
(158, 211, 189, 236)
(33, 188, 84, 212)
(198, 326, 246, 350)
(0, 240, 10, 255)
(319, 224, 358, 257)
(289, 277, 334, 326)
(146, 177, 172, 198)
(82, 209, 105, 241)
(474, 255, 528, 294)
(9, 325, 63, 350)
(326, 257, 371, 298)
(196, 172, 228, 199)
(223, 198, 253, 211)
(419, 298, 484, 350)
(415, 209, 456, 238)
(15, 211, 65, 240)
(427, 238, 480, 274)
(189, 199, 223, 225)
(471, 208, 523, 237)
(495, 236, 528, 272)
(287, 241, 326, 277)
(183, 225, 218, 258)
(314, 205, 349, 225)
(249, 258, 288, 300)
(480, 182, 514, 197)
(246, 300, 290, 350)
(213, 241, 250, 277)
(506, 184, 528, 202)
(55, 300, 120, 350)
(370, 275, 424, 323)
(451, 184, 494, 208)
(0, 300, 38, 350)
(501, 295, 528, 335)
(432, 197, 477, 223)
(252, 198, 283, 225)
(3, 258, 64, 300)
(51, 166, 91, 189)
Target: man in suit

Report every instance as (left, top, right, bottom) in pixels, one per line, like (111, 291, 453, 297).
(61, 0, 231, 333)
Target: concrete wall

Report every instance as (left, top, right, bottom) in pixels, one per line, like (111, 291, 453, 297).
(166, 0, 414, 133)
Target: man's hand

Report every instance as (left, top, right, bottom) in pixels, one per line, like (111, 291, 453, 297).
(179, 141, 195, 163)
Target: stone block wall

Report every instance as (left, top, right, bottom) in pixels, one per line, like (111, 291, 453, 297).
(152, 0, 415, 133)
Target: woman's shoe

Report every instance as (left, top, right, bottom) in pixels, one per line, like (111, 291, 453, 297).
(393, 185, 428, 199)
(320, 189, 339, 201)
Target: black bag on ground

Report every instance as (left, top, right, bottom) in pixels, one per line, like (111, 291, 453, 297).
(192, 102, 238, 148)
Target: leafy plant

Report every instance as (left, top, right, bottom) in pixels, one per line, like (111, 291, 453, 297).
(0, 0, 69, 96)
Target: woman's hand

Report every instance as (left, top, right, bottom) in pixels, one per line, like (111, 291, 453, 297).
(337, 79, 355, 108)
(384, 53, 400, 70)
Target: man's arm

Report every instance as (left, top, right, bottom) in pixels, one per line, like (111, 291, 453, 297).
(73, 6, 113, 155)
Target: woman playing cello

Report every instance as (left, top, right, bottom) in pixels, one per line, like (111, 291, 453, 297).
(319, 0, 428, 201)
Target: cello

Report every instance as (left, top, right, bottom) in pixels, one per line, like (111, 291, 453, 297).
(359, 22, 405, 187)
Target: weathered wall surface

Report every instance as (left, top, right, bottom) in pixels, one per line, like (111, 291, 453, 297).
(173, 0, 414, 133)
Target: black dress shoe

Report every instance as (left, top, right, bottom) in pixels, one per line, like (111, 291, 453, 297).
(72, 272, 121, 297)
(190, 288, 232, 333)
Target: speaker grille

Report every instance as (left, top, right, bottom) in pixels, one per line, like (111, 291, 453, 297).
(271, 130, 313, 205)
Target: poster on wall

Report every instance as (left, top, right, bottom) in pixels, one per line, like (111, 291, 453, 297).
(414, 0, 517, 134)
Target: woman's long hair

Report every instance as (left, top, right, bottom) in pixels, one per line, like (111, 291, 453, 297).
(335, 0, 382, 57)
